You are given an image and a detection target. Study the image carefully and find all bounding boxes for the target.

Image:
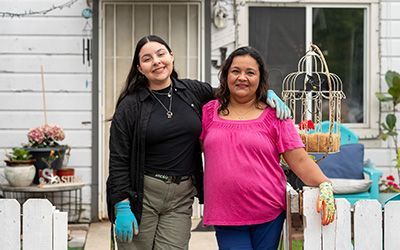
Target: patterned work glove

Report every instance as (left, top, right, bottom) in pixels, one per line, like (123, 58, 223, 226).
(115, 201, 139, 242)
(266, 90, 291, 120)
(317, 182, 336, 225)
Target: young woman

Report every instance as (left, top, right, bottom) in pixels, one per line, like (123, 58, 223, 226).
(200, 46, 335, 249)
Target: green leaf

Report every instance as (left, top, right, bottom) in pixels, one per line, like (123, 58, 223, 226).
(378, 133, 388, 141)
(375, 92, 393, 102)
(386, 114, 397, 130)
(387, 131, 398, 136)
(381, 122, 389, 131)
(385, 70, 400, 88)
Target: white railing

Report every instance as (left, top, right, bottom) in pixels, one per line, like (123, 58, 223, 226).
(284, 187, 400, 250)
(0, 199, 68, 250)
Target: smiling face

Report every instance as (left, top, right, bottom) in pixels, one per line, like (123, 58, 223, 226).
(227, 54, 261, 102)
(137, 41, 174, 90)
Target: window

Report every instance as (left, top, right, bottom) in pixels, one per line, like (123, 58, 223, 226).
(249, 6, 366, 124)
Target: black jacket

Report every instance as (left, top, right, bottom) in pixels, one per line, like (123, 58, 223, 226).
(106, 78, 213, 223)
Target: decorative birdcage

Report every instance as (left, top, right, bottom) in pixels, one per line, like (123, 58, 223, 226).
(282, 44, 346, 155)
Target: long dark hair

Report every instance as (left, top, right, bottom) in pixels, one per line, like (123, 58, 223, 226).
(216, 46, 269, 113)
(115, 35, 178, 109)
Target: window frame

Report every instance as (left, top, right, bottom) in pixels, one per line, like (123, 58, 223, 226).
(238, 0, 380, 137)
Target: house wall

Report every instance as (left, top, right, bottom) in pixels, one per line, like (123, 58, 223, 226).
(210, 0, 400, 180)
(0, 0, 93, 221)
(367, 0, 400, 179)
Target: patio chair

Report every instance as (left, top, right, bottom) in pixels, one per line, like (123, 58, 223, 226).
(312, 121, 382, 205)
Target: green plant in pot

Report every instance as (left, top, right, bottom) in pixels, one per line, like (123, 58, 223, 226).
(4, 147, 36, 187)
(24, 124, 70, 184)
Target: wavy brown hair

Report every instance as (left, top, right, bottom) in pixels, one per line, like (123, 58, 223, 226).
(216, 46, 269, 114)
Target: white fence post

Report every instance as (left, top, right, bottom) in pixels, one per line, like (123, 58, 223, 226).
(354, 200, 382, 250)
(23, 199, 55, 250)
(303, 187, 322, 250)
(384, 201, 400, 250)
(295, 188, 400, 249)
(334, 199, 352, 250)
(0, 199, 21, 250)
(53, 210, 68, 250)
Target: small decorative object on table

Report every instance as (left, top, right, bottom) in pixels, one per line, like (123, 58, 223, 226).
(24, 124, 70, 184)
(3, 148, 36, 187)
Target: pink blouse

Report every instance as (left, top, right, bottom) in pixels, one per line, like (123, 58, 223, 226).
(200, 100, 304, 226)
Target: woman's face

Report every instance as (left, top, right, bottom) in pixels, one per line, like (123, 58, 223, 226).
(227, 54, 260, 101)
(137, 41, 174, 89)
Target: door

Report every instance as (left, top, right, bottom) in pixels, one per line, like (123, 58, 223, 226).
(99, 1, 203, 219)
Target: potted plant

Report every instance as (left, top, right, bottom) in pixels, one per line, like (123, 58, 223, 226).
(4, 147, 36, 187)
(376, 70, 400, 182)
(24, 124, 70, 183)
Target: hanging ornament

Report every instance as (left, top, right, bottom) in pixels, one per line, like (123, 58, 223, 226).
(82, 8, 93, 19)
(213, 0, 228, 29)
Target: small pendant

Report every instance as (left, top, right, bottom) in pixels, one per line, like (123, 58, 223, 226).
(167, 111, 173, 119)
(167, 93, 171, 98)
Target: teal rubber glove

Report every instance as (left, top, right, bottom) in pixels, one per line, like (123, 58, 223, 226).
(266, 90, 291, 120)
(115, 201, 139, 242)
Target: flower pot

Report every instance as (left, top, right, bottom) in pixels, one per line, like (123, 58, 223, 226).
(4, 165, 35, 187)
(57, 168, 75, 177)
(25, 146, 68, 184)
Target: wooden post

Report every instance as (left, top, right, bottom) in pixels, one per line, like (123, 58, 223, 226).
(0, 199, 20, 250)
(23, 199, 54, 250)
(40, 65, 48, 125)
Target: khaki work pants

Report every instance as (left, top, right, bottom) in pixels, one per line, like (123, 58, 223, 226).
(117, 175, 196, 250)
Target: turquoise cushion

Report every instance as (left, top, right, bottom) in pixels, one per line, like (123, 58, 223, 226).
(312, 143, 364, 179)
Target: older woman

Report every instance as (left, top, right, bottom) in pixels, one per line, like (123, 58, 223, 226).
(200, 46, 335, 249)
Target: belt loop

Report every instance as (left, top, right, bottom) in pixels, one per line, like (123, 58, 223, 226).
(175, 176, 181, 185)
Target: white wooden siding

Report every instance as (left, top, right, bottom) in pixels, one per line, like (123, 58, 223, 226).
(0, 0, 92, 220)
(0, 74, 91, 91)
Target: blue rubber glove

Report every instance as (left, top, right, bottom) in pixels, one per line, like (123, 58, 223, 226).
(266, 90, 291, 120)
(115, 201, 139, 242)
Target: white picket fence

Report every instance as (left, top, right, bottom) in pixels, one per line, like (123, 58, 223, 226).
(0, 199, 68, 250)
(284, 187, 400, 250)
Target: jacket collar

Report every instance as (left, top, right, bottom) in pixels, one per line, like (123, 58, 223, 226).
(137, 77, 186, 102)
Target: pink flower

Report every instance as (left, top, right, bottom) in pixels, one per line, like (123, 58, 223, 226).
(26, 124, 65, 148)
(28, 127, 45, 144)
(387, 175, 395, 181)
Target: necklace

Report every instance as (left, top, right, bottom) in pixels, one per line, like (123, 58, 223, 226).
(229, 103, 256, 120)
(149, 84, 173, 119)
(230, 109, 253, 119)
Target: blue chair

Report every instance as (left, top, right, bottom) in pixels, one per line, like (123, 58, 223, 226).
(311, 121, 382, 205)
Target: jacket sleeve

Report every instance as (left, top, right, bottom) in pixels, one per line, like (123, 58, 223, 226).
(106, 100, 136, 223)
(193, 80, 214, 105)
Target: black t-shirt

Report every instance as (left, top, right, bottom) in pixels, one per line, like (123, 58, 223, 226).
(145, 85, 202, 176)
